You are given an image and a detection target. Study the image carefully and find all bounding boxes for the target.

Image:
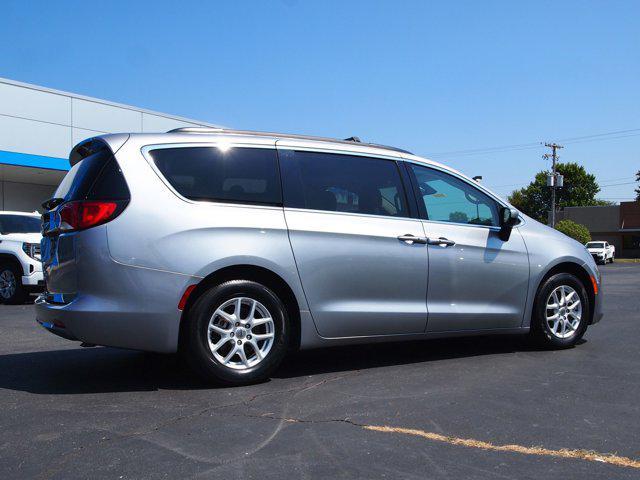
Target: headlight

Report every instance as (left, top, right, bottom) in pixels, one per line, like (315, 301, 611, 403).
(22, 242, 41, 260)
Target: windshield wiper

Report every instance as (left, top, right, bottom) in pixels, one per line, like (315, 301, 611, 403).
(42, 197, 65, 211)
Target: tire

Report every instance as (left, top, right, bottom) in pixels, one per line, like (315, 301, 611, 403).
(0, 263, 28, 305)
(182, 280, 290, 386)
(530, 273, 590, 349)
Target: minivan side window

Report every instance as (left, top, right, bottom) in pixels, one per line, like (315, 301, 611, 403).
(280, 150, 409, 218)
(409, 164, 499, 226)
(150, 147, 281, 206)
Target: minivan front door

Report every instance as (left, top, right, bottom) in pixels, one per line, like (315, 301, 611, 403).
(406, 163, 530, 332)
(278, 147, 429, 338)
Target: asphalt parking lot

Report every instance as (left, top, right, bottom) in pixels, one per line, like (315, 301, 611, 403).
(1, 263, 639, 479)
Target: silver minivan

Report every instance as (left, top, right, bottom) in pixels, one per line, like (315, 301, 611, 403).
(36, 128, 603, 385)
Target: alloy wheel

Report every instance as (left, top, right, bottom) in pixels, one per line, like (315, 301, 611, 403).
(546, 285, 582, 339)
(207, 297, 275, 370)
(0, 269, 16, 300)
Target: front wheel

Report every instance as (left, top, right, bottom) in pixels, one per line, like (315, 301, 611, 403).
(530, 273, 589, 349)
(182, 280, 290, 385)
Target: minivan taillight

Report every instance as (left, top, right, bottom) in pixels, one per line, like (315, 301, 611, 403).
(58, 200, 126, 232)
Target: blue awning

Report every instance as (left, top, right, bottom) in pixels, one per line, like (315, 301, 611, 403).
(0, 150, 69, 171)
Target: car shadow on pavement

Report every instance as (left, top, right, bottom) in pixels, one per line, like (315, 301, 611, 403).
(275, 335, 575, 379)
(0, 334, 576, 395)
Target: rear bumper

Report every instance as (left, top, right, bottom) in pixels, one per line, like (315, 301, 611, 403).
(36, 225, 200, 353)
(35, 262, 197, 353)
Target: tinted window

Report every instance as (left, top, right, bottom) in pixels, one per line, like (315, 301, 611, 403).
(409, 164, 499, 226)
(150, 147, 281, 206)
(0, 215, 41, 234)
(281, 151, 408, 217)
(54, 149, 129, 202)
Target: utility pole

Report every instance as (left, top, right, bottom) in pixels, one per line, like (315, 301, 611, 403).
(544, 142, 563, 228)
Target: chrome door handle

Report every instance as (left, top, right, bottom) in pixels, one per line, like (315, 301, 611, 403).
(397, 234, 428, 245)
(427, 237, 456, 247)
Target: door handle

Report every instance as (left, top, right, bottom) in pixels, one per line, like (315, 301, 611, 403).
(397, 234, 428, 245)
(427, 237, 456, 247)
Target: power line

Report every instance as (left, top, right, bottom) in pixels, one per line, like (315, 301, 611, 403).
(488, 175, 637, 191)
(557, 128, 640, 142)
(599, 181, 637, 188)
(425, 127, 640, 159)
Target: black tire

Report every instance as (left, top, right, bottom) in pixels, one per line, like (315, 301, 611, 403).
(530, 273, 590, 349)
(181, 280, 289, 386)
(0, 262, 28, 305)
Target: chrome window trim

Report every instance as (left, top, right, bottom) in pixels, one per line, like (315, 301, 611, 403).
(283, 206, 423, 223)
(140, 142, 284, 211)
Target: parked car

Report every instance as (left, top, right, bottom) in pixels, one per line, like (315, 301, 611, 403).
(36, 129, 603, 385)
(0, 211, 44, 303)
(585, 241, 615, 264)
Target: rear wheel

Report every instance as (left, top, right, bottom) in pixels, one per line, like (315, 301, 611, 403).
(0, 263, 27, 304)
(530, 273, 589, 348)
(182, 280, 289, 385)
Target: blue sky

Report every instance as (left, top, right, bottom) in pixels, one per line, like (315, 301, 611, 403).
(1, 0, 639, 201)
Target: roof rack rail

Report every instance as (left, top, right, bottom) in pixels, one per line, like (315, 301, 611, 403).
(167, 127, 224, 134)
(165, 127, 412, 155)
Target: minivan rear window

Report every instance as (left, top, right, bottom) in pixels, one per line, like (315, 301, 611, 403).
(54, 149, 129, 202)
(149, 147, 281, 206)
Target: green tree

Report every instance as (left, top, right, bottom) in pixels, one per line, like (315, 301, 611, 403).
(508, 162, 608, 222)
(555, 220, 591, 244)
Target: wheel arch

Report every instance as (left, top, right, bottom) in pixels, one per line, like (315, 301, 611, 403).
(178, 264, 302, 351)
(0, 253, 24, 275)
(533, 261, 596, 324)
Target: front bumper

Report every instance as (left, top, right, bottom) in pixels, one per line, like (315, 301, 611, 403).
(591, 274, 604, 324)
(22, 270, 44, 287)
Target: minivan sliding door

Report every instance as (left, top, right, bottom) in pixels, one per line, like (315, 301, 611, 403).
(277, 147, 429, 338)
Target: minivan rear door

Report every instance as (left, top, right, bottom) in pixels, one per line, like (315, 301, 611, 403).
(277, 144, 429, 338)
(41, 139, 130, 301)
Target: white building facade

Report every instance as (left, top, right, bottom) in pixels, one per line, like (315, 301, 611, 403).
(0, 77, 216, 212)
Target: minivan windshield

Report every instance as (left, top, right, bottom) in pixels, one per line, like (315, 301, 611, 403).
(586, 242, 605, 248)
(0, 215, 41, 234)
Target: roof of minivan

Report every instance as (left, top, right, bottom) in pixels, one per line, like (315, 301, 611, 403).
(91, 129, 486, 186)
(89, 130, 510, 205)
(95, 129, 446, 167)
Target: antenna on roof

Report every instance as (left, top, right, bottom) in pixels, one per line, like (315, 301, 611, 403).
(343, 136, 362, 143)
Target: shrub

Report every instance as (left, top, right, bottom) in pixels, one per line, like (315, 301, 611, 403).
(555, 219, 591, 244)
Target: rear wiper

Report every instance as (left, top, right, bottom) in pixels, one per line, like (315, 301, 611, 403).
(42, 197, 65, 211)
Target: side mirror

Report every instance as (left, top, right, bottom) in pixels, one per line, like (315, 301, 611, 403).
(499, 207, 519, 241)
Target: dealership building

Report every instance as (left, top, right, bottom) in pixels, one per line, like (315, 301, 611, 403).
(557, 202, 640, 258)
(0, 77, 216, 212)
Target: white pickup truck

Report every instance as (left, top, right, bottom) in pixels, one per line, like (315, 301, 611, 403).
(0, 211, 43, 303)
(586, 241, 615, 264)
